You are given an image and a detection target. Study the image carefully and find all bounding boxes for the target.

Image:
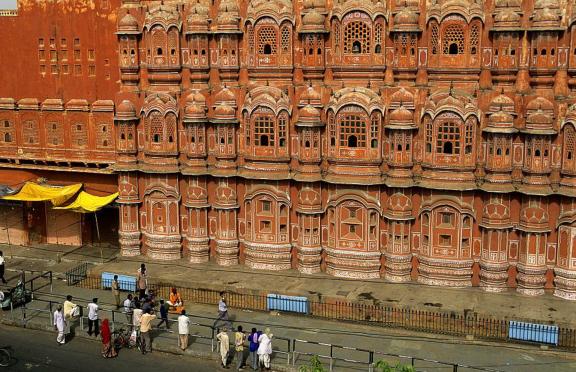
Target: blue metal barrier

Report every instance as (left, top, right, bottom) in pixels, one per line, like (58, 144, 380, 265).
(101, 272, 137, 292)
(267, 294, 309, 314)
(508, 321, 559, 345)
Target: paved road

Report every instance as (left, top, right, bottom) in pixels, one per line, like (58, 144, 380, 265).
(0, 325, 219, 372)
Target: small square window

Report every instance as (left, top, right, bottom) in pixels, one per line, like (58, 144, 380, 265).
(38, 50, 45, 60)
(74, 38, 80, 47)
(74, 64, 82, 75)
(51, 65, 59, 74)
(61, 65, 69, 74)
(441, 212, 453, 226)
(260, 220, 271, 232)
(61, 38, 67, 47)
(88, 65, 96, 76)
(440, 234, 452, 246)
(261, 200, 271, 212)
(38, 38, 44, 47)
(74, 50, 81, 61)
(88, 49, 95, 60)
(49, 38, 55, 47)
(40, 65, 46, 74)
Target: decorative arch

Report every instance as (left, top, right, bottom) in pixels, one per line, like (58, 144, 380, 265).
(141, 93, 178, 154)
(326, 191, 381, 252)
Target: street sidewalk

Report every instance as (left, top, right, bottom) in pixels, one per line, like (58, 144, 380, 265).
(2, 277, 576, 372)
(3, 243, 576, 329)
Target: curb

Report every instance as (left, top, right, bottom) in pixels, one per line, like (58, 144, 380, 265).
(0, 317, 297, 372)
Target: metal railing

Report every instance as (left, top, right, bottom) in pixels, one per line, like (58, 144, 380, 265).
(5, 292, 507, 372)
(65, 263, 89, 286)
(69, 274, 576, 351)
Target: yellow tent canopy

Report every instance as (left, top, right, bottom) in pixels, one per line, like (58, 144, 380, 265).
(54, 191, 119, 213)
(1, 182, 82, 206)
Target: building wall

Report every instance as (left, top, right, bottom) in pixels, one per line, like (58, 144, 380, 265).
(4, 0, 576, 299)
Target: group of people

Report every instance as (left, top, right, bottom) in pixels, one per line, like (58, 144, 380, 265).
(51, 263, 278, 370)
(217, 326, 273, 371)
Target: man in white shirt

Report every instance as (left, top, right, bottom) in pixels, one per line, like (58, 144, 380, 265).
(213, 291, 232, 330)
(123, 293, 134, 330)
(257, 328, 273, 371)
(133, 302, 143, 334)
(87, 297, 99, 337)
(177, 309, 190, 351)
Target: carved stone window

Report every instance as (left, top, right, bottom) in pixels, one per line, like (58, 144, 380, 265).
(258, 26, 277, 55)
(71, 122, 88, 148)
(563, 124, 576, 172)
(281, 25, 290, 52)
(339, 113, 366, 148)
(430, 22, 439, 55)
(344, 18, 371, 54)
(469, 24, 479, 55)
(254, 115, 275, 147)
(436, 120, 461, 154)
(47, 121, 64, 146)
(23, 120, 39, 145)
(97, 123, 112, 148)
(442, 24, 465, 55)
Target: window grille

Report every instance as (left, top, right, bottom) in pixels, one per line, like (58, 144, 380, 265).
(442, 24, 464, 55)
(254, 115, 275, 146)
(258, 26, 277, 55)
(339, 113, 367, 148)
(344, 21, 370, 54)
(436, 120, 461, 154)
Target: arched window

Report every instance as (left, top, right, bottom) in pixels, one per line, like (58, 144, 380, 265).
(343, 18, 371, 54)
(258, 26, 277, 55)
(253, 115, 275, 147)
(442, 24, 464, 55)
(437, 119, 460, 155)
(563, 124, 576, 172)
(430, 22, 439, 55)
(338, 109, 368, 148)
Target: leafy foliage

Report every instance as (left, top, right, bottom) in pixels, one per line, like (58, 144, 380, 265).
(298, 355, 326, 372)
(374, 359, 417, 372)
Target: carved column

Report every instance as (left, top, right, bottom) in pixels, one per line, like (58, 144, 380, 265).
(296, 186, 323, 274)
(183, 177, 209, 263)
(118, 172, 141, 256)
(213, 179, 239, 266)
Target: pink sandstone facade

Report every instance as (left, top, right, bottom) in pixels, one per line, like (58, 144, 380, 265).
(2, 0, 576, 299)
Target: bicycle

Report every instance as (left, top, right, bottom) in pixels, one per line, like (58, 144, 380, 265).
(0, 346, 12, 367)
(113, 328, 141, 352)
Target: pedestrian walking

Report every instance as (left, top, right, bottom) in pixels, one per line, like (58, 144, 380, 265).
(123, 293, 134, 330)
(156, 299, 171, 331)
(248, 328, 261, 371)
(235, 325, 246, 370)
(257, 328, 273, 371)
(217, 327, 230, 369)
(53, 305, 67, 345)
(213, 291, 233, 330)
(0, 250, 7, 284)
(112, 275, 121, 309)
(100, 319, 118, 358)
(63, 295, 79, 336)
(137, 264, 147, 299)
(177, 309, 190, 351)
(139, 309, 156, 354)
(87, 298, 100, 337)
(142, 297, 153, 314)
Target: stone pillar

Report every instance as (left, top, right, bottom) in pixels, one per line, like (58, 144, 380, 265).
(479, 228, 510, 292)
(296, 213, 322, 274)
(213, 179, 239, 266)
(118, 172, 141, 256)
(184, 176, 210, 263)
(383, 220, 412, 282)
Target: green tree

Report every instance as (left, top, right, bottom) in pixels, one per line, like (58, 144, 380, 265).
(298, 355, 326, 372)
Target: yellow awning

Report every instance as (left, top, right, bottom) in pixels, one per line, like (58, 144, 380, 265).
(2, 182, 82, 206)
(53, 191, 119, 213)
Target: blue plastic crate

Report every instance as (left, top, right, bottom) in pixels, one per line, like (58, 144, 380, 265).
(267, 294, 309, 314)
(508, 321, 559, 345)
(101, 272, 137, 292)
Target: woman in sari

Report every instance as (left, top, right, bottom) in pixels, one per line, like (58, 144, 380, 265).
(101, 319, 118, 358)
